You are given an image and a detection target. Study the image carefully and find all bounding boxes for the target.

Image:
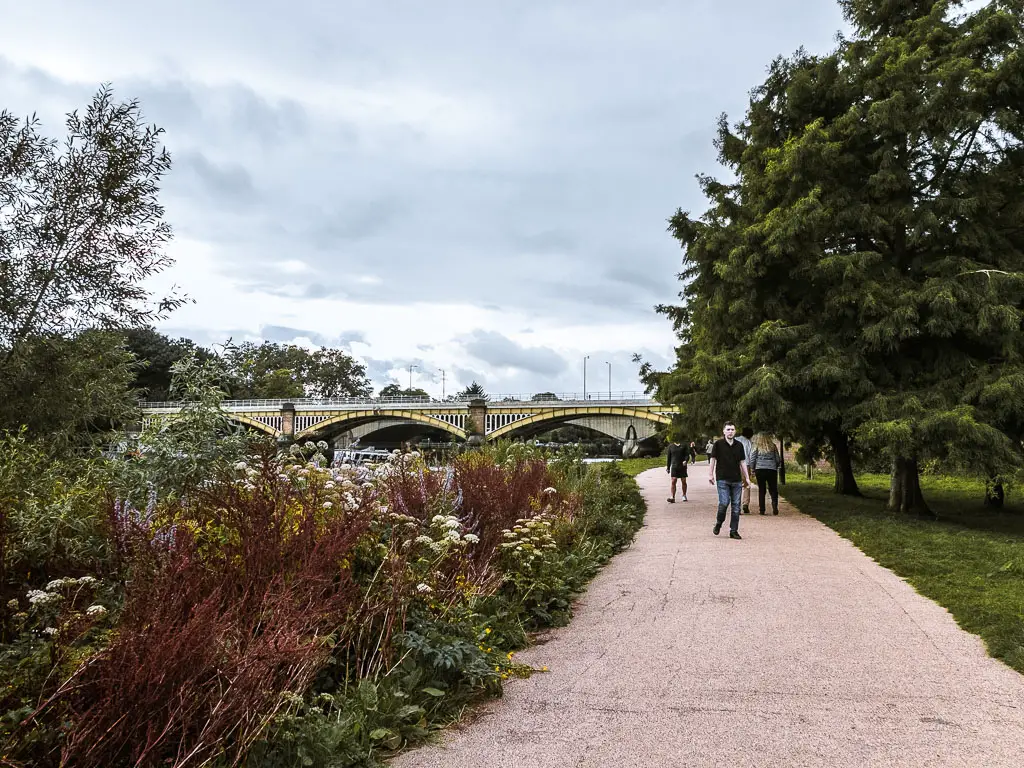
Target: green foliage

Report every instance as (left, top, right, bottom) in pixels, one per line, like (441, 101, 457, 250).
(483, 439, 545, 466)
(0, 430, 111, 585)
(0, 330, 138, 447)
(454, 381, 488, 401)
(0, 85, 183, 363)
(2, 425, 647, 767)
(1, 576, 116, 758)
(223, 341, 372, 400)
(112, 353, 252, 507)
(248, 458, 646, 768)
(121, 327, 214, 401)
(649, 0, 1024, 505)
(378, 384, 430, 400)
(0, 86, 184, 446)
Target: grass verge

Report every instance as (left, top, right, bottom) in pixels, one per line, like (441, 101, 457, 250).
(780, 471, 1024, 674)
(616, 457, 665, 476)
(616, 455, 709, 478)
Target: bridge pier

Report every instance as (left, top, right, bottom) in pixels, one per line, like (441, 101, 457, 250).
(281, 403, 296, 440)
(467, 398, 487, 447)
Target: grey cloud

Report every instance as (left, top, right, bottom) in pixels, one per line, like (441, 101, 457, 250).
(337, 331, 368, 347)
(362, 357, 398, 386)
(257, 326, 368, 350)
(603, 266, 673, 296)
(1, 0, 849, 375)
(259, 325, 329, 345)
(174, 151, 257, 204)
(459, 330, 567, 377)
(308, 196, 411, 246)
(453, 366, 488, 390)
(510, 229, 576, 254)
(302, 283, 337, 300)
(157, 326, 250, 349)
(129, 78, 311, 148)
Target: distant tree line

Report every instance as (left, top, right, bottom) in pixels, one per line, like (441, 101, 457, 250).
(122, 329, 372, 402)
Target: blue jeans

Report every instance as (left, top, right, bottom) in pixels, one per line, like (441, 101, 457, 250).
(716, 480, 743, 533)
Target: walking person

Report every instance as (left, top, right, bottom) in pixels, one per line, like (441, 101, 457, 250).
(688, 441, 698, 464)
(708, 421, 751, 539)
(748, 432, 782, 515)
(666, 439, 688, 503)
(704, 438, 714, 463)
(736, 426, 754, 513)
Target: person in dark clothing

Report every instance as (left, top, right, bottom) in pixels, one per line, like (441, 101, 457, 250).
(688, 441, 698, 464)
(708, 421, 750, 539)
(666, 440, 688, 502)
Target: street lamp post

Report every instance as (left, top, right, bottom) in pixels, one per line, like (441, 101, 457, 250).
(605, 361, 611, 399)
(408, 364, 417, 391)
(583, 355, 589, 400)
(438, 368, 446, 400)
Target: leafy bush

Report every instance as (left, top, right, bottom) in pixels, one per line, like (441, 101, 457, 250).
(1, 433, 646, 767)
(0, 430, 111, 589)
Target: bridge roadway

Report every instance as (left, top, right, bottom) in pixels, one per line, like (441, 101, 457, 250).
(139, 392, 677, 445)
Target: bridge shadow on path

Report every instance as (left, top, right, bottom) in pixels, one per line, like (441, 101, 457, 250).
(391, 464, 1024, 767)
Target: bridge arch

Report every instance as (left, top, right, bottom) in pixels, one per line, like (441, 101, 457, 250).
(228, 414, 281, 437)
(486, 407, 671, 441)
(295, 409, 467, 441)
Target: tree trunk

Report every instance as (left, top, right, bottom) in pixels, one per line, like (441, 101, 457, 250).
(984, 475, 1005, 508)
(888, 457, 905, 511)
(888, 456, 934, 517)
(778, 437, 786, 485)
(829, 430, 861, 496)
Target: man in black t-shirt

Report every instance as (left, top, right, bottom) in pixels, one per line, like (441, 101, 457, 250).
(708, 421, 751, 539)
(666, 440, 688, 503)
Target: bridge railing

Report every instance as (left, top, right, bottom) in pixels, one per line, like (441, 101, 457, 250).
(138, 391, 659, 410)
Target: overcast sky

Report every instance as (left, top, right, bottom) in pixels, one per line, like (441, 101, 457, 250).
(1, 0, 845, 398)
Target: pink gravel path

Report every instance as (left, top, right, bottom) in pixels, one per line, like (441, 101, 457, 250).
(391, 464, 1024, 767)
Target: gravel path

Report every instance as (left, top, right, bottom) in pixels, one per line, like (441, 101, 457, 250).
(391, 464, 1024, 767)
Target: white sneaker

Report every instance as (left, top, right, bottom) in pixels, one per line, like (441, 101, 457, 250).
(682, 495, 688, 502)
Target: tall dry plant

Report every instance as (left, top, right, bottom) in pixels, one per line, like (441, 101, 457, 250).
(54, 448, 374, 768)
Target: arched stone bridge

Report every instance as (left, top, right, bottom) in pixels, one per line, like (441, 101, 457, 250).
(139, 394, 677, 446)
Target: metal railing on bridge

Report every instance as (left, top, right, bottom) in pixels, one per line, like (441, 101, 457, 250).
(138, 391, 658, 410)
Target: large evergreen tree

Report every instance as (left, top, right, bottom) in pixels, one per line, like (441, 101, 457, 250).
(651, 0, 1024, 509)
(455, 381, 488, 401)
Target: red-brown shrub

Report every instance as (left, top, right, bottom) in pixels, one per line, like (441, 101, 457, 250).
(455, 454, 552, 560)
(58, 449, 374, 768)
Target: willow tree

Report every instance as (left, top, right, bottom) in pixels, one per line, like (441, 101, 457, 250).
(1, 86, 183, 443)
(653, 0, 1023, 508)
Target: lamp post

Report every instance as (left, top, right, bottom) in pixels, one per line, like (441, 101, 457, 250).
(583, 355, 589, 400)
(408, 364, 417, 391)
(438, 368, 446, 400)
(605, 361, 611, 399)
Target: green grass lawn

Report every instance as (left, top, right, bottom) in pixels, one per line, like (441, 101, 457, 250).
(616, 457, 666, 476)
(616, 455, 709, 477)
(780, 471, 1024, 674)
